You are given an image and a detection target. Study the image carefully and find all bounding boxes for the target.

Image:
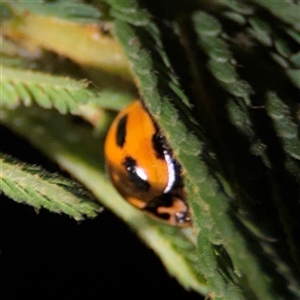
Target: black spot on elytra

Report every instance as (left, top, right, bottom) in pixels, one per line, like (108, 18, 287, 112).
(116, 115, 128, 148)
(152, 131, 166, 160)
(123, 156, 150, 192)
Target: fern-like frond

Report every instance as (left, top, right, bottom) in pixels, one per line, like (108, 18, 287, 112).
(2, 3, 132, 80)
(107, 1, 300, 298)
(251, 0, 300, 30)
(4, 1, 102, 24)
(214, 0, 300, 90)
(193, 11, 253, 105)
(266, 91, 300, 174)
(0, 152, 101, 220)
(0, 65, 93, 113)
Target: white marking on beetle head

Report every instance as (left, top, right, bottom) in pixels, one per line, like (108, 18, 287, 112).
(135, 166, 148, 181)
(163, 150, 176, 193)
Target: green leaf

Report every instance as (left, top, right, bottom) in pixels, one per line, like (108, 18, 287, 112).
(2, 4, 132, 80)
(3, 1, 102, 23)
(266, 91, 300, 162)
(107, 1, 300, 299)
(192, 11, 253, 106)
(216, 0, 255, 15)
(0, 65, 92, 114)
(0, 152, 101, 220)
(251, 0, 300, 30)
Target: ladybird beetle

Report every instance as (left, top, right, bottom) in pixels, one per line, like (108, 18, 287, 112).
(104, 100, 191, 226)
